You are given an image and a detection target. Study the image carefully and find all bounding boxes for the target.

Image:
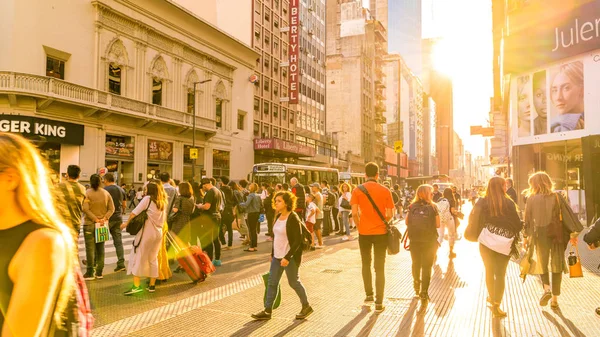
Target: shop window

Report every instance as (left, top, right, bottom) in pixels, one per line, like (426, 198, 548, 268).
(254, 122, 260, 136)
(215, 99, 223, 129)
(187, 91, 195, 114)
(254, 97, 260, 113)
(108, 64, 121, 95)
(237, 111, 245, 130)
(213, 149, 230, 178)
(46, 56, 65, 80)
(152, 78, 163, 106)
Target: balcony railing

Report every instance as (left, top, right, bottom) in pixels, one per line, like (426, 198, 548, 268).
(0, 72, 216, 131)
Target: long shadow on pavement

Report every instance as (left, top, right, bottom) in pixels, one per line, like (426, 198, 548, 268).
(491, 317, 512, 337)
(229, 320, 270, 337)
(543, 310, 588, 337)
(356, 312, 379, 337)
(271, 320, 307, 337)
(395, 298, 420, 337)
(333, 306, 371, 337)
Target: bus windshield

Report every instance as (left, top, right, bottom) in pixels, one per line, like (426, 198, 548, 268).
(252, 173, 286, 186)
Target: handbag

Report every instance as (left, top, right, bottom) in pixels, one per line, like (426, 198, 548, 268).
(94, 221, 110, 243)
(126, 201, 150, 235)
(262, 272, 282, 309)
(340, 197, 351, 209)
(478, 224, 515, 256)
(567, 244, 583, 278)
(357, 185, 401, 255)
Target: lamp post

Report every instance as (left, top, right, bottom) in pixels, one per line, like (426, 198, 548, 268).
(192, 79, 212, 181)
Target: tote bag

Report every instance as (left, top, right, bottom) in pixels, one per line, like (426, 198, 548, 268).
(478, 225, 514, 256)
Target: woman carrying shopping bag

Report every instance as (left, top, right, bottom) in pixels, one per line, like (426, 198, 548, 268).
(473, 177, 522, 318)
(251, 191, 313, 321)
(523, 172, 582, 311)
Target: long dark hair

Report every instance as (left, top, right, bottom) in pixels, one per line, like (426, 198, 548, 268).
(228, 181, 241, 192)
(485, 177, 510, 217)
(90, 174, 101, 191)
(221, 185, 234, 204)
(192, 181, 203, 201)
(443, 188, 455, 204)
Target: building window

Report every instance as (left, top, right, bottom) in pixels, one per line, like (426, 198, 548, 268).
(273, 105, 279, 118)
(264, 58, 270, 69)
(273, 128, 279, 138)
(187, 91, 195, 114)
(108, 64, 121, 95)
(282, 130, 287, 140)
(215, 99, 223, 128)
(274, 62, 279, 75)
(265, 10, 270, 22)
(264, 78, 270, 92)
(254, 97, 260, 113)
(282, 108, 287, 120)
(46, 56, 65, 79)
(213, 149, 230, 178)
(254, 122, 260, 136)
(274, 84, 279, 97)
(265, 35, 270, 48)
(255, 0, 261, 14)
(237, 111, 245, 130)
(290, 112, 294, 124)
(263, 102, 270, 115)
(282, 68, 287, 79)
(274, 20, 279, 29)
(274, 0, 279, 10)
(262, 125, 270, 138)
(152, 78, 162, 105)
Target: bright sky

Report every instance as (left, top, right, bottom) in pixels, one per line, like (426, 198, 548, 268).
(363, 0, 493, 157)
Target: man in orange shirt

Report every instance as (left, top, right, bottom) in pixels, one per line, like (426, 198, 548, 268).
(351, 162, 395, 314)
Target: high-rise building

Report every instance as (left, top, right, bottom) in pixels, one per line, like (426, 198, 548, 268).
(422, 37, 453, 175)
(326, 0, 387, 172)
(388, 0, 422, 76)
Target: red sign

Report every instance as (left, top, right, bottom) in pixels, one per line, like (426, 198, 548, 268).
(253, 138, 316, 157)
(288, 0, 300, 104)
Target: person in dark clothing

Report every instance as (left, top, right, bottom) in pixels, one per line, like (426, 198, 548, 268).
(506, 178, 518, 204)
(472, 176, 522, 318)
(103, 173, 127, 272)
(290, 177, 306, 219)
(406, 184, 440, 313)
(432, 184, 443, 203)
(331, 186, 341, 233)
(220, 185, 236, 249)
(264, 187, 276, 239)
(194, 178, 223, 265)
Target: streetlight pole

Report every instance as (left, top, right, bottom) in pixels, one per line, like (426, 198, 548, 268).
(192, 79, 212, 181)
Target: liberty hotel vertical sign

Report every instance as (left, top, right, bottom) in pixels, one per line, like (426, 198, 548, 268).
(288, 0, 300, 104)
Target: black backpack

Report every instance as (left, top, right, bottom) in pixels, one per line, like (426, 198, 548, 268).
(407, 202, 438, 243)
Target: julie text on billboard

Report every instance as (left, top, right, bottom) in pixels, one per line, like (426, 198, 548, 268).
(552, 18, 600, 53)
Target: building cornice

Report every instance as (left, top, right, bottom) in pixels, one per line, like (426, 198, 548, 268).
(92, 0, 258, 76)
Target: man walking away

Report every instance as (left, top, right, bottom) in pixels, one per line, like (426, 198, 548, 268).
(432, 184, 443, 203)
(331, 186, 341, 234)
(128, 185, 137, 209)
(104, 173, 128, 272)
(161, 172, 178, 216)
(351, 162, 395, 314)
(310, 183, 324, 248)
(57, 165, 87, 242)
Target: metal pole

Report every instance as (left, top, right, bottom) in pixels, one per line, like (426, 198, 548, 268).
(192, 82, 197, 181)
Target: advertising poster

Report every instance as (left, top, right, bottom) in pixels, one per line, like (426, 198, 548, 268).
(511, 52, 599, 146)
(148, 140, 173, 161)
(105, 135, 134, 158)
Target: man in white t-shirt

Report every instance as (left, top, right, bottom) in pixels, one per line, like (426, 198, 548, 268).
(305, 194, 317, 250)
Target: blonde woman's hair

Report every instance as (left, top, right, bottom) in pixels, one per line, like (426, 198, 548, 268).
(526, 171, 554, 197)
(411, 184, 433, 204)
(0, 133, 75, 327)
(249, 182, 259, 193)
(146, 181, 168, 211)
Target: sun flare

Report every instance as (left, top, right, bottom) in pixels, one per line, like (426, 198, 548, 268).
(431, 39, 455, 78)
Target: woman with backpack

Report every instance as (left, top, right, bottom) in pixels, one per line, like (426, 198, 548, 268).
(471, 176, 522, 318)
(405, 184, 440, 312)
(436, 188, 458, 258)
(0, 133, 92, 336)
(251, 191, 313, 321)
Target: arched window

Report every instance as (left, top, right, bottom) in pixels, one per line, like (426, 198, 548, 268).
(105, 39, 128, 96)
(152, 78, 162, 105)
(214, 81, 228, 130)
(215, 98, 223, 128)
(184, 70, 200, 114)
(149, 56, 169, 106)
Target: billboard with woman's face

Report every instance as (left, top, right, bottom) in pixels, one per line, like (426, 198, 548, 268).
(511, 53, 598, 146)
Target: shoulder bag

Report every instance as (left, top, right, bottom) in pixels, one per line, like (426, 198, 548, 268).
(357, 185, 401, 255)
(127, 198, 151, 236)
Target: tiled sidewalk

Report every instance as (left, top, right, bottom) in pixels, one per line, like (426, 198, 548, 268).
(90, 223, 600, 337)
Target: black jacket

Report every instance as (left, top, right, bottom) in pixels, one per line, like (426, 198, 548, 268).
(477, 197, 522, 235)
(584, 218, 600, 246)
(271, 211, 304, 266)
(291, 183, 306, 210)
(507, 187, 518, 204)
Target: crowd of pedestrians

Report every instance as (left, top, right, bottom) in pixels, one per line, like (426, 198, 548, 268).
(1, 132, 599, 335)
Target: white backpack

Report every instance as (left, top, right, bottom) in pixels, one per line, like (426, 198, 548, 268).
(436, 198, 453, 223)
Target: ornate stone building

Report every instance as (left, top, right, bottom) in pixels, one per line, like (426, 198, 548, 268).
(0, 0, 258, 183)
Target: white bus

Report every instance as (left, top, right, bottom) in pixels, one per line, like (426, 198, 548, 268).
(339, 172, 366, 186)
(252, 163, 340, 187)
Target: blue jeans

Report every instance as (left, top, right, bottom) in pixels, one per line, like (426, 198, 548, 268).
(83, 224, 105, 275)
(341, 211, 351, 235)
(265, 258, 309, 311)
(109, 219, 125, 268)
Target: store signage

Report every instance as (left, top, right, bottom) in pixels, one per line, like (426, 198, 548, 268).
(253, 138, 316, 157)
(505, 1, 600, 73)
(0, 114, 84, 145)
(105, 135, 134, 158)
(148, 140, 173, 161)
(288, 0, 300, 104)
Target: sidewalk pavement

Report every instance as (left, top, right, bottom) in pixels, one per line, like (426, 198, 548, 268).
(88, 215, 600, 337)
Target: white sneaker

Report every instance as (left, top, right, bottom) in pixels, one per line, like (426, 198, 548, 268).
(315, 245, 324, 249)
(342, 235, 349, 241)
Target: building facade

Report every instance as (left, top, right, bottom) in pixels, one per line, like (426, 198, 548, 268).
(0, 0, 258, 184)
(326, 0, 387, 172)
(388, 0, 422, 76)
(499, 0, 600, 224)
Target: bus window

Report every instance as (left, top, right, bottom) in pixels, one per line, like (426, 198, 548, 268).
(296, 169, 307, 185)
